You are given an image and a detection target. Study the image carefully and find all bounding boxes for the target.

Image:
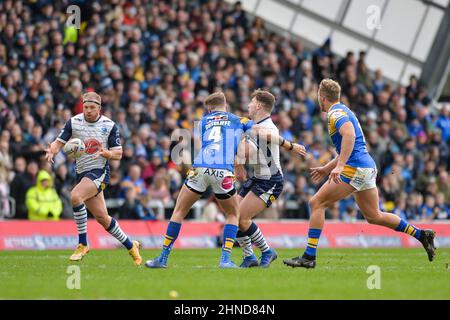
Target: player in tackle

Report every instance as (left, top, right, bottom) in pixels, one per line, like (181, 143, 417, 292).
(283, 79, 436, 269)
(44, 91, 142, 265)
(235, 89, 307, 268)
(145, 91, 303, 268)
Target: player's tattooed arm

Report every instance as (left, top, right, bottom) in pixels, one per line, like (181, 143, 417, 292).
(44, 140, 65, 163)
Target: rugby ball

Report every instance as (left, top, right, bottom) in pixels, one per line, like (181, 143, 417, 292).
(63, 138, 85, 158)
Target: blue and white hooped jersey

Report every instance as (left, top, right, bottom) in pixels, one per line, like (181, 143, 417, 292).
(193, 111, 253, 172)
(57, 113, 122, 174)
(327, 103, 376, 169)
(246, 116, 283, 180)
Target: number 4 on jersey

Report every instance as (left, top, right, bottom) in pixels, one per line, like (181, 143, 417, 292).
(208, 126, 222, 142)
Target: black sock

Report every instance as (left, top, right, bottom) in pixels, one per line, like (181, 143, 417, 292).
(302, 252, 316, 261)
(419, 231, 425, 242)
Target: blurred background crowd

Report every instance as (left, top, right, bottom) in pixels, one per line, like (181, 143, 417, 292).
(0, 0, 449, 222)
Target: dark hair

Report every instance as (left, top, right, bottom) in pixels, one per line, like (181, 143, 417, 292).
(251, 89, 275, 112)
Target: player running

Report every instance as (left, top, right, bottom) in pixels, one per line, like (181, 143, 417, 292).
(235, 90, 306, 268)
(283, 79, 436, 269)
(145, 92, 303, 269)
(44, 92, 142, 265)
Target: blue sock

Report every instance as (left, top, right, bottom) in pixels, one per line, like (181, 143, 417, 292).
(106, 218, 133, 250)
(304, 228, 322, 257)
(161, 221, 182, 263)
(221, 224, 238, 262)
(73, 204, 88, 246)
(395, 219, 422, 240)
(79, 233, 87, 246)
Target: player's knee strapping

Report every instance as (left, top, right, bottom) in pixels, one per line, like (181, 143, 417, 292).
(305, 228, 322, 257)
(73, 204, 88, 245)
(395, 219, 422, 240)
(107, 218, 133, 250)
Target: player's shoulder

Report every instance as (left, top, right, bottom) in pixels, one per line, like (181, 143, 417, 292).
(259, 117, 276, 129)
(327, 104, 349, 121)
(99, 114, 114, 123)
(98, 115, 116, 127)
(72, 113, 84, 122)
(239, 116, 251, 124)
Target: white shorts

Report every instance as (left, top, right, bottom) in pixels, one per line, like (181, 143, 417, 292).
(341, 166, 377, 192)
(184, 167, 236, 199)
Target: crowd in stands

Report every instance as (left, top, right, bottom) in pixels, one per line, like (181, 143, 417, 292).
(0, 0, 449, 222)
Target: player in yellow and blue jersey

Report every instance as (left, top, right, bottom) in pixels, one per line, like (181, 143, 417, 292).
(283, 79, 436, 269)
(145, 92, 303, 269)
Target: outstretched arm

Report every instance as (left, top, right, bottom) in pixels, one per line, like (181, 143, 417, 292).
(250, 125, 307, 157)
(46, 119, 72, 163)
(45, 140, 65, 163)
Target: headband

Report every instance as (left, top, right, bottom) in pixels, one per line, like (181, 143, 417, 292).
(83, 100, 101, 106)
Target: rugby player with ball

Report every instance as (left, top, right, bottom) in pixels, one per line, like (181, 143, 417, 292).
(44, 92, 142, 265)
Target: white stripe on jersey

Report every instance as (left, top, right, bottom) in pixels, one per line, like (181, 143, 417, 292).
(57, 114, 121, 174)
(247, 118, 282, 179)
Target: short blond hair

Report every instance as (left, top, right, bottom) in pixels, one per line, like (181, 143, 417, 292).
(251, 89, 275, 112)
(204, 91, 226, 109)
(319, 79, 341, 102)
(82, 91, 102, 105)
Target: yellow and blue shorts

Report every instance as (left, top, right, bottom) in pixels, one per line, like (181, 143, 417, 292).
(340, 165, 377, 192)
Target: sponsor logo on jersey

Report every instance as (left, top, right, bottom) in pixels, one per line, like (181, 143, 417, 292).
(221, 176, 234, 190)
(187, 168, 199, 178)
(84, 138, 102, 154)
(207, 114, 228, 122)
(204, 168, 225, 178)
(269, 194, 276, 203)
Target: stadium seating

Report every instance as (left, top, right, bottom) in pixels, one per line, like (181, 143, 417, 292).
(0, 0, 448, 222)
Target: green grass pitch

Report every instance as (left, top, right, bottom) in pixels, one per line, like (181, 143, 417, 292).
(1, 248, 449, 299)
